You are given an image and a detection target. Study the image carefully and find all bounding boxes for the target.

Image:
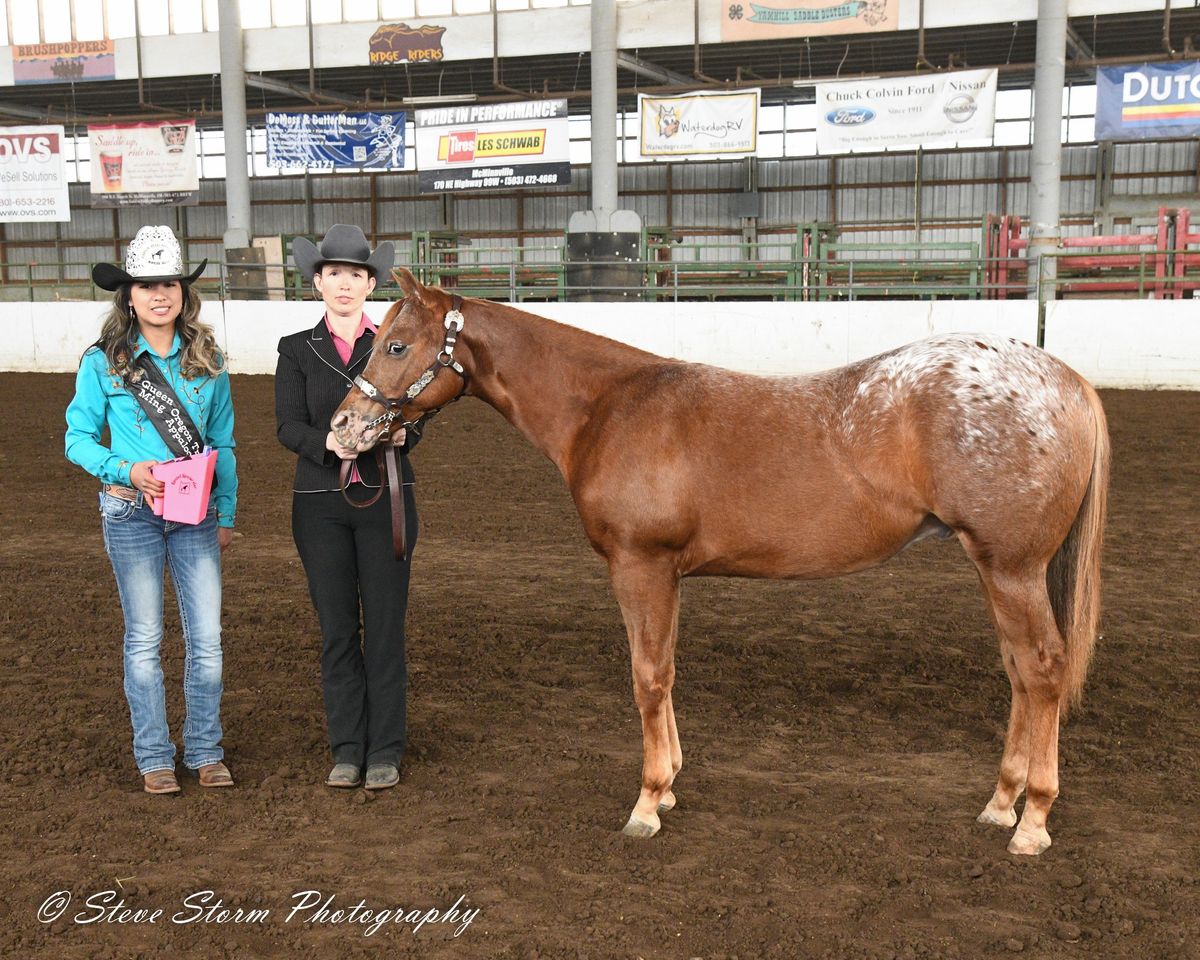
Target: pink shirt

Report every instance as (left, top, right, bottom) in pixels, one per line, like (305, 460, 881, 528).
(326, 313, 377, 483)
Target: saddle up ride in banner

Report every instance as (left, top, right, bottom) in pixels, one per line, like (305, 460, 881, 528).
(331, 270, 1109, 857)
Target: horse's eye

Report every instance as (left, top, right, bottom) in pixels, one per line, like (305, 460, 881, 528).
(387, 341, 408, 357)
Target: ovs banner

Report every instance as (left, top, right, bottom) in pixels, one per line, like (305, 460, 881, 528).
(266, 112, 407, 169)
(816, 68, 996, 154)
(0, 125, 70, 222)
(1096, 62, 1200, 141)
(414, 99, 570, 193)
(638, 90, 760, 160)
(87, 121, 199, 207)
(722, 0, 896, 42)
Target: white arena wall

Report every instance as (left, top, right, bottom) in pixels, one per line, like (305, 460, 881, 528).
(1, 299, 1197, 390)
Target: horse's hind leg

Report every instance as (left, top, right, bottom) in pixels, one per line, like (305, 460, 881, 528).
(977, 639, 1030, 830)
(977, 568, 1066, 856)
(608, 554, 681, 838)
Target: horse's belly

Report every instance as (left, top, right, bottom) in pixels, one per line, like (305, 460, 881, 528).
(683, 504, 928, 580)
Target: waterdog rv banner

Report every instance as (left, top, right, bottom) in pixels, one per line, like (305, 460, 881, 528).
(815, 68, 997, 154)
(1096, 62, 1200, 141)
(638, 90, 760, 160)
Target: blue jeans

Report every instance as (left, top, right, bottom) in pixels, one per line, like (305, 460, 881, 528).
(99, 491, 225, 775)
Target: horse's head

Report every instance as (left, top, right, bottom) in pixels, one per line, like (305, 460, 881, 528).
(331, 268, 468, 453)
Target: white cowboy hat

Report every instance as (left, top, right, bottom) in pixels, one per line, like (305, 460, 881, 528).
(92, 225, 206, 291)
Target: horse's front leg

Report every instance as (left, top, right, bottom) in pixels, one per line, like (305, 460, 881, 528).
(608, 554, 681, 838)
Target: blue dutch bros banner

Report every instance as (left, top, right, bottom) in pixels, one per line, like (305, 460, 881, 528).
(1096, 62, 1200, 141)
(266, 112, 407, 169)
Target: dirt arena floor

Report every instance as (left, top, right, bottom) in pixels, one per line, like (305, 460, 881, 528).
(1, 370, 1197, 960)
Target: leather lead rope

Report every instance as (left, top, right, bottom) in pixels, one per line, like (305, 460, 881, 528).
(338, 445, 408, 561)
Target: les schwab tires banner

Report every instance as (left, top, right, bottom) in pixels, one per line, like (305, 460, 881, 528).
(414, 99, 571, 193)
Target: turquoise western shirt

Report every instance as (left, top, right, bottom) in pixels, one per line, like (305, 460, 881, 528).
(65, 332, 239, 528)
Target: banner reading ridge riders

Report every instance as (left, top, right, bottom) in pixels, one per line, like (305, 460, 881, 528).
(414, 99, 570, 193)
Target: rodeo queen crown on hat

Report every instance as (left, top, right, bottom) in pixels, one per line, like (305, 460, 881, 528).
(92, 225, 207, 291)
(292, 224, 394, 280)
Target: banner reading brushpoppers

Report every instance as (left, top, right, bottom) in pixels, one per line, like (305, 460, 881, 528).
(722, 0, 896, 42)
(87, 121, 199, 207)
(816, 68, 996, 154)
(414, 99, 570, 193)
(1096, 61, 1200, 141)
(638, 90, 759, 160)
(266, 112, 408, 169)
(0, 125, 71, 222)
(14, 40, 115, 84)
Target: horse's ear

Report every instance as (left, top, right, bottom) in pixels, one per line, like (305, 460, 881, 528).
(393, 267, 423, 301)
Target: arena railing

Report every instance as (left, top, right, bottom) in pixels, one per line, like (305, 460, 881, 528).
(2, 248, 1196, 312)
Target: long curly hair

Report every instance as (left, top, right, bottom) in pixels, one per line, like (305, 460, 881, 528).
(94, 283, 224, 382)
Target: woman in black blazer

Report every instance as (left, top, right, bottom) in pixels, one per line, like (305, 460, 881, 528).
(275, 224, 419, 791)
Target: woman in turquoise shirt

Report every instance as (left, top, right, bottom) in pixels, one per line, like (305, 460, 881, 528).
(65, 225, 238, 796)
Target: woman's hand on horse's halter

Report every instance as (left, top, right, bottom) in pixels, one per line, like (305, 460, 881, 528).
(325, 430, 360, 461)
(130, 460, 164, 502)
(390, 428, 406, 447)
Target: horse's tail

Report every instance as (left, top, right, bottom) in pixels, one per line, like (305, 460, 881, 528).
(1046, 384, 1110, 716)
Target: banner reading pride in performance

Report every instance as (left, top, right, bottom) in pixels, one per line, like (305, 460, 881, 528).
(414, 99, 570, 193)
(1096, 62, 1200, 141)
(0, 125, 70, 222)
(638, 90, 759, 160)
(87, 121, 199, 207)
(816, 68, 996, 154)
(266, 112, 407, 169)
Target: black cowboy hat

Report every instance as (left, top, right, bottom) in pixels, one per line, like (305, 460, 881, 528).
(292, 224, 395, 281)
(92, 224, 207, 291)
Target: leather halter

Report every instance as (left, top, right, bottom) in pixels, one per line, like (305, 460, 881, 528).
(338, 295, 469, 561)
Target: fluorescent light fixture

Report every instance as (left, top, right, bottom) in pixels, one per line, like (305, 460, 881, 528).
(406, 93, 479, 105)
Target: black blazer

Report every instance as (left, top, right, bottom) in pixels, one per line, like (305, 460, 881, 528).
(275, 318, 418, 493)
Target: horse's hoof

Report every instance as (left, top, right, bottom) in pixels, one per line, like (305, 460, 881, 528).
(1007, 826, 1051, 856)
(657, 791, 677, 814)
(621, 815, 660, 839)
(977, 804, 1018, 829)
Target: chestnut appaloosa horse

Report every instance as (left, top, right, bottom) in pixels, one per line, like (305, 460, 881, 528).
(332, 270, 1109, 856)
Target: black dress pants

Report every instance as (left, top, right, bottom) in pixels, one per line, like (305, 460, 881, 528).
(292, 488, 418, 768)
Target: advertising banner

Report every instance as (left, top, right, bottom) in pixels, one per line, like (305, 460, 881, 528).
(0, 125, 71, 222)
(414, 99, 570, 193)
(266, 112, 407, 169)
(638, 90, 759, 160)
(722, 0, 896, 42)
(13, 40, 115, 84)
(1096, 61, 1200, 141)
(87, 121, 199, 207)
(815, 68, 996, 154)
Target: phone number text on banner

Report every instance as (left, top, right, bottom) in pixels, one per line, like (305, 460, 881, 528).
(414, 99, 571, 193)
(266, 112, 407, 169)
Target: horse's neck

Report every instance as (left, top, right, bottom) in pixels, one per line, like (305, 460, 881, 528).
(464, 303, 652, 477)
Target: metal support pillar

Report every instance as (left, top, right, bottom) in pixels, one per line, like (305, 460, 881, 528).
(1027, 0, 1067, 301)
(219, 0, 252, 251)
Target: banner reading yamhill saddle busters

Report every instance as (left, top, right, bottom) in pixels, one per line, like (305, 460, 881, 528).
(638, 90, 759, 160)
(0, 125, 71, 222)
(816, 68, 996, 154)
(87, 121, 199, 207)
(722, 0, 896, 42)
(414, 99, 570, 193)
